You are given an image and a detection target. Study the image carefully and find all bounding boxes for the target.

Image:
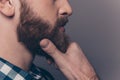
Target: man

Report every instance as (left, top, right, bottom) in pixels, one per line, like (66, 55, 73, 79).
(0, 0, 99, 80)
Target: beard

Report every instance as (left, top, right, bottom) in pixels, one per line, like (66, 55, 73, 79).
(17, 1, 70, 58)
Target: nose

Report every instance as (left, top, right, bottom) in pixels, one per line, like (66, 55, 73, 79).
(59, 1, 73, 17)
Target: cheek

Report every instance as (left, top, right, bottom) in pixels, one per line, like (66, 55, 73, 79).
(29, 1, 58, 26)
(40, 8, 57, 27)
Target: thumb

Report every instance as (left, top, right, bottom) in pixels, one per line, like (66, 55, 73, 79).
(40, 39, 62, 59)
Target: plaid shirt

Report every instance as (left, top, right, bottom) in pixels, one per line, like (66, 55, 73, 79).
(0, 58, 54, 80)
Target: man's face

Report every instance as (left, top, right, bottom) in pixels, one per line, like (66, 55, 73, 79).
(17, 0, 72, 56)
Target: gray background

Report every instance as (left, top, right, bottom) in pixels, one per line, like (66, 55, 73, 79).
(34, 0, 120, 80)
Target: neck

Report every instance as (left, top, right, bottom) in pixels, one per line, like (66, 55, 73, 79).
(0, 28, 34, 71)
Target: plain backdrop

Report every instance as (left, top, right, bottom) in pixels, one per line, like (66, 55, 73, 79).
(34, 0, 120, 80)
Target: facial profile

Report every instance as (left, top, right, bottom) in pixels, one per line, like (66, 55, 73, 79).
(17, 0, 70, 57)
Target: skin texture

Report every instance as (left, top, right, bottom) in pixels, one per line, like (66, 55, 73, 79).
(0, 0, 98, 80)
(40, 39, 99, 80)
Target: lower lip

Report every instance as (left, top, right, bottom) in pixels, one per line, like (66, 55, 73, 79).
(59, 27, 65, 32)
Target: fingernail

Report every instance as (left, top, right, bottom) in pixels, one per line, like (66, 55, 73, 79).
(40, 39, 49, 48)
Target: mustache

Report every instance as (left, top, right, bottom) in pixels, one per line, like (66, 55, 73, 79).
(57, 17, 69, 27)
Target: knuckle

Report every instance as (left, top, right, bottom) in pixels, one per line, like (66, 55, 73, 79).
(71, 42, 80, 48)
(68, 42, 82, 52)
(72, 42, 78, 46)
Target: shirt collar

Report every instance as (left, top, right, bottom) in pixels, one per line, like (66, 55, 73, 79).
(0, 57, 38, 80)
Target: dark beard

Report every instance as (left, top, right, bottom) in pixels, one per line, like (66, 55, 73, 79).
(17, 1, 70, 57)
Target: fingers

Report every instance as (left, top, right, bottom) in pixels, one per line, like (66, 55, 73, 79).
(40, 39, 63, 60)
(66, 42, 80, 53)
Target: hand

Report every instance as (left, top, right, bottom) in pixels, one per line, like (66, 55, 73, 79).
(40, 39, 98, 80)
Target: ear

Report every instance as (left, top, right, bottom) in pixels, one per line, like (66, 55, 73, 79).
(0, 0, 15, 17)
